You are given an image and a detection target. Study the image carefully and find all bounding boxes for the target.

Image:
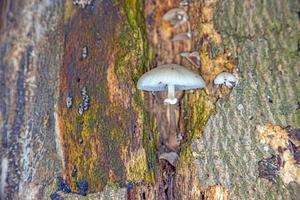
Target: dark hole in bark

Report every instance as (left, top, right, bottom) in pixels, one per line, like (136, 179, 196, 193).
(200, 192, 206, 200)
(258, 155, 281, 184)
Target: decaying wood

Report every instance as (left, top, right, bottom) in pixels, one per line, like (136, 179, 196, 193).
(0, 0, 299, 199)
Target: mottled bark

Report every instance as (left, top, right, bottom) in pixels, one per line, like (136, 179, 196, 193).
(0, 0, 64, 199)
(192, 0, 300, 199)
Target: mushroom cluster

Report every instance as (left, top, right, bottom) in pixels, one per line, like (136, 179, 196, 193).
(73, 0, 93, 8)
(163, 3, 192, 41)
(162, 1, 202, 70)
(137, 1, 204, 152)
(78, 87, 90, 115)
(137, 0, 238, 162)
(137, 1, 205, 105)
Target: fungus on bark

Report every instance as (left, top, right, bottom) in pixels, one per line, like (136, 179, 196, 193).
(179, 0, 190, 7)
(73, 0, 93, 8)
(159, 152, 179, 167)
(172, 31, 192, 41)
(214, 72, 237, 87)
(180, 51, 200, 68)
(137, 64, 205, 104)
(137, 64, 205, 149)
(163, 8, 188, 27)
(66, 96, 73, 109)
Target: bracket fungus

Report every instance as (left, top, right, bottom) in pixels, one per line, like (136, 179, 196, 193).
(163, 8, 188, 27)
(137, 64, 206, 104)
(214, 72, 237, 87)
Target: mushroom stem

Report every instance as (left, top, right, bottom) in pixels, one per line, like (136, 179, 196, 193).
(164, 85, 177, 104)
(166, 104, 179, 150)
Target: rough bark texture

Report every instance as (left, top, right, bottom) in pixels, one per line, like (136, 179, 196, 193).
(0, 0, 299, 199)
(0, 0, 64, 199)
(192, 0, 300, 199)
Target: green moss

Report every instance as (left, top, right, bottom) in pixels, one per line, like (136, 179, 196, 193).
(185, 91, 214, 139)
(64, 0, 77, 22)
(141, 111, 157, 182)
(60, 0, 156, 192)
(123, 0, 153, 77)
(234, 1, 244, 17)
(112, 0, 155, 184)
(179, 91, 216, 164)
(114, 0, 153, 83)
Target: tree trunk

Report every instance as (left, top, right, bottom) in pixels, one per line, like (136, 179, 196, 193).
(0, 0, 299, 199)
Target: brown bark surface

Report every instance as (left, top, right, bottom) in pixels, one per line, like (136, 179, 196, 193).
(0, 0, 299, 199)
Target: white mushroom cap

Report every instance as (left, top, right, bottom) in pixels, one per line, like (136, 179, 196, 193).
(137, 64, 205, 104)
(137, 64, 205, 91)
(214, 72, 237, 87)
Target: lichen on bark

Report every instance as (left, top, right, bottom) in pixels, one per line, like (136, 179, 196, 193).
(191, 0, 300, 199)
(58, 0, 156, 193)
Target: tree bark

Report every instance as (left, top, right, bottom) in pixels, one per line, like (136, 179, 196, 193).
(0, 0, 299, 199)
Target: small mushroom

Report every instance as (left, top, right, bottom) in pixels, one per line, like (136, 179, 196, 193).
(73, 0, 93, 8)
(82, 46, 88, 59)
(172, 31, 192, 41)
(159, 152, 179, 167)
(180, 51, 200, 68)
(172, 22, 192, 41)
(214, 72, 237, 87)
(180, 0, 190, 7)
(78, 103, 84, 115)
(163, 8, 188, 27)
(81, 87, 87, 96)
(137, 64, 206, 104)
(66, 96, 73, 109)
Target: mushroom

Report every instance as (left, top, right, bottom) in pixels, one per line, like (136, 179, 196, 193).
(172, 22, 192, 41)
(180, 51, 200, 68)
(163, 8, 188, 27)
(137, 64, 206, 104)
(159, 152, 179, 167)
(137, 64, 205, 149)
(180, 0, 189, 7)
(214, 72, 237, 87)
(172, 31, 192, 41)
(66, 96, 73, 109)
